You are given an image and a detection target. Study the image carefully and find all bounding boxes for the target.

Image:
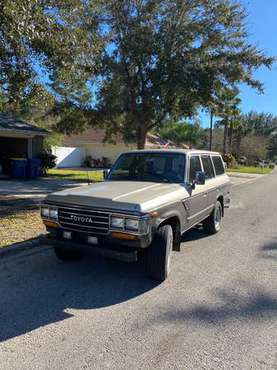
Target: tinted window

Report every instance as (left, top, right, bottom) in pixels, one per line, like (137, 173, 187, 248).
(189, 156, 202, 183)
(212, 156, 225, 176)
(201, 155, 215, 179)
(108, 153, 186, 183)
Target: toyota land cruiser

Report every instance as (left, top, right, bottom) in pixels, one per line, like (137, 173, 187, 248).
(41, 149, 231, 281)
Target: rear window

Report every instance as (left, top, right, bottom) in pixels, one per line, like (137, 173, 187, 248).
(212, 156, 225, 176)
(201, 155, 215, 179)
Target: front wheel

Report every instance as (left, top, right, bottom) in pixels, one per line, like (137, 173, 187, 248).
(203, 200, 222, 234)
(145, 225, 173, 282)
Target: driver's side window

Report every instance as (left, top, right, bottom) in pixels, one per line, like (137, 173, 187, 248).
(189, 156, 202, 183)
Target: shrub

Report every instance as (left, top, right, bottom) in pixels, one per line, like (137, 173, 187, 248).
(223, 153, 238, 168)
(38, 152, 57, 176)
(84, 156, 93, 167)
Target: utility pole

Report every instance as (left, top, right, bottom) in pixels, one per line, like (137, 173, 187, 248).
(209, 109, 213, 151)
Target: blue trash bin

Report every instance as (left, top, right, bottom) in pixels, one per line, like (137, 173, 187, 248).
(10, 159, 27, 178)
(27, 158, 41, 179)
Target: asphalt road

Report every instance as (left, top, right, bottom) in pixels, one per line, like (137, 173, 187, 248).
(1, 171, 277, 370)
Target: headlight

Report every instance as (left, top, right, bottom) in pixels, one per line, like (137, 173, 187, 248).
(41, 207, 50, 217)
(125, 218, 139, 231)
(111, 216, 124, 229)
(49, 209, 58, 219)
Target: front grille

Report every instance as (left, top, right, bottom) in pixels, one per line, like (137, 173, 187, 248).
(58, 206, 109, 234)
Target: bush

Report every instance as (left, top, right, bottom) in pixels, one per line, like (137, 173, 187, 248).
(222, 153, 238, 168)
(84, 156, 93, 167)
(84, 156, 111, 168)
(38, 152, 57, 176)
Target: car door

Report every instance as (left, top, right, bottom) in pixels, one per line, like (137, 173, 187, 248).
(200, 154, 217, 217)
(183, 155, 208, 229)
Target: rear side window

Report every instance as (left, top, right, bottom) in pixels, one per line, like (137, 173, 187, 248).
(212, 156, 225, 176)
(189, 156, 202, 183)
(201, 155, 215, 179)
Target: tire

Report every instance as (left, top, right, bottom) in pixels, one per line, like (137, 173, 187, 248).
(203, 200, 222, 234)
(54, 246, 81, 261)
(145, 225, 173, 282)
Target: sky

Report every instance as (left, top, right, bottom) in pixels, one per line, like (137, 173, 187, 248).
(201, 0, 277, 127)
(240, 0, 277, 113)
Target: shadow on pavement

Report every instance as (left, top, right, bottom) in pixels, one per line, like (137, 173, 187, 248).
(181, 226, 208, 243)
(156, 285, 277, 325)
(0, 249, 158, 342)
(259, 238, 277, 260)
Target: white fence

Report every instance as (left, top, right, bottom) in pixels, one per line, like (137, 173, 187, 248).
(52, 146, 85, 168)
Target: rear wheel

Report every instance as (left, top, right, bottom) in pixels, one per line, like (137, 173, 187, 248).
(203, 200, 222, 234)
(54, 246, 81, 261)
(145, 225, 173, 282)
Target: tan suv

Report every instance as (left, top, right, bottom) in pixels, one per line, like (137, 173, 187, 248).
(41, 149, 230, 281)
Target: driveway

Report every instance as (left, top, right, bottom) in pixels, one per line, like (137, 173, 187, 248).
(0, 171, 277, 369)
(0, 178, 86, 198)
(0, 178, 86, 213)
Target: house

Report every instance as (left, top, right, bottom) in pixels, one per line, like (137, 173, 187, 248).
(0, 113, 48, 176)
(53, 128, 188, 168)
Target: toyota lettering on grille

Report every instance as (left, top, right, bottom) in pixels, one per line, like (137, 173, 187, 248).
(70, 215, 94, 224)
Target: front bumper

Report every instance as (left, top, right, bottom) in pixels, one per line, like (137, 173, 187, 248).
(45, 234, 139, 262)
(45, 224, 152, 250)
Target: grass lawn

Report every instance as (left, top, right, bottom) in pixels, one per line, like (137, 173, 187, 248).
(0, 209, 45, 248)
(227, 166, 273, 175)
(47, 168, 104, 182)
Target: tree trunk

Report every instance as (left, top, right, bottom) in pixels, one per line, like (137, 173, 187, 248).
(236, 133, 242, 157)
(228, 121, 234, 153)
(137, 126, 147, 149)
(209, 110, 213, 151)
(223, 123, 228, 154)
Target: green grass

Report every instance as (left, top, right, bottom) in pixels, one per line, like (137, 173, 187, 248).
(47, 168, 104, 182)
(227, 166, 273, 175)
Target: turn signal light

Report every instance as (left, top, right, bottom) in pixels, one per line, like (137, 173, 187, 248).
(43, 220, 59, 228)
(111, 232, 138, 240)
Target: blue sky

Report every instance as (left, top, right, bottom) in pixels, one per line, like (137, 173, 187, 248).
(240, 0, 277, 113)
(201, 0, 277, 127)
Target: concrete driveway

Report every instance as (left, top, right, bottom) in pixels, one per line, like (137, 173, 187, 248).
(0, 178, 87, 213)
(0, 178, 86, 199)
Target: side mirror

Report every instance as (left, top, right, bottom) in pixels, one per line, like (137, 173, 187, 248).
(103, 169, 110, 179)
(191, 171, 206, 189)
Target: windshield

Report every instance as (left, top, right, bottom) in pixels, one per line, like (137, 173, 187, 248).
(107, 152, 186, 183)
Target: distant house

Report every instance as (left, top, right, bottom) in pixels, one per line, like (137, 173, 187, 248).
(0, 113, 48, 175)
(53, 128, 188, 168)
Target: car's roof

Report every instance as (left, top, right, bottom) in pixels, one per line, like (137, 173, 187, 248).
(121, 149, 222, 156)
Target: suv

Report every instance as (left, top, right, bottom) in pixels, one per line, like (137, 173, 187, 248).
(41, 149, 230, 281)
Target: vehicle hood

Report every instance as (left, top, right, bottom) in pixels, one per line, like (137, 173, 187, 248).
(45, 180, 186, 213)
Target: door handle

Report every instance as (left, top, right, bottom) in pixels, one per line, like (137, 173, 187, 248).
(204, 193, 208, 197)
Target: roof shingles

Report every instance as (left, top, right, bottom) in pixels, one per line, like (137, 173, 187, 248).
(0, 113, 47, 134)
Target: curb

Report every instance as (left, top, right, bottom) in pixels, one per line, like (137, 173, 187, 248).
(227, 172, 263, 179)
(0, 235, 47, 261)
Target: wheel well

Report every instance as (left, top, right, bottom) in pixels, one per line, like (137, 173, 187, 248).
(217, 195, 224, 216)
(159, 216, 181, 252)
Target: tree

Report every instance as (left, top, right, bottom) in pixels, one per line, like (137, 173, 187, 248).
(0, 0, 100, 116)
(213, 88, 241, 154)
(232, 111, 277, 159)
(50, 0, 274, 148)
(240, 136, 269, 164)
(159, 120, 204, 146)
